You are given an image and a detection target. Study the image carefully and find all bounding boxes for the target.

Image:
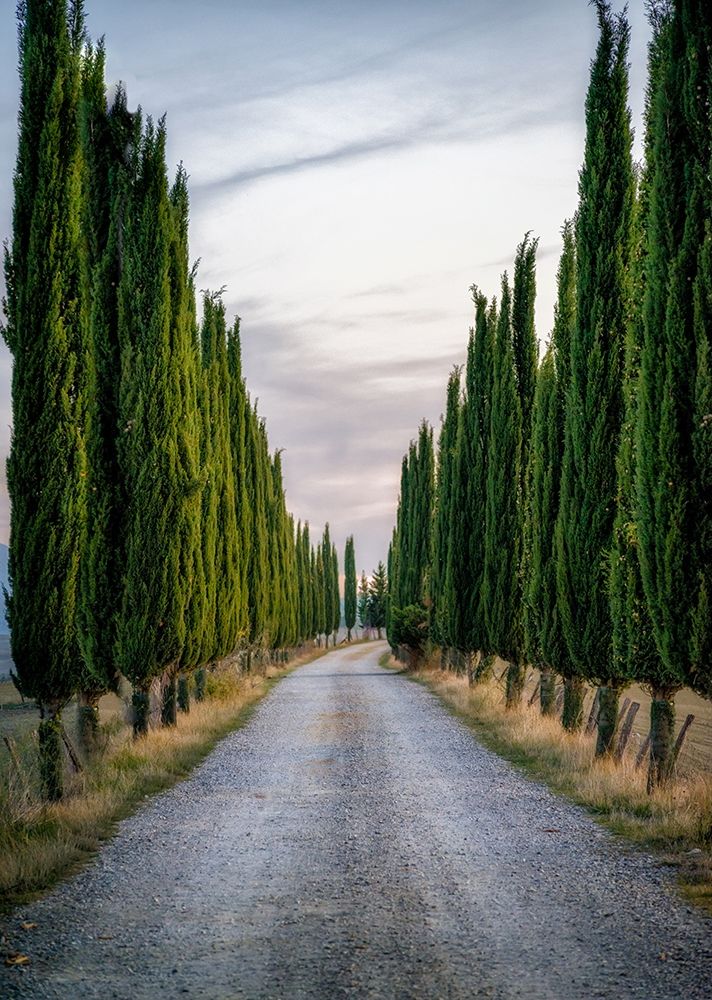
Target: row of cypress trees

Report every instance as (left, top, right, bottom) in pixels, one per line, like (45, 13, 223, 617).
(2, 1, 349, 799)
(387, 0, 710, 788)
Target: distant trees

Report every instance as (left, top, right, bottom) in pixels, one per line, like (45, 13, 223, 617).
(344, 537, 356, 641)
(2, 0, 354, 797)
(385, 0, 710, 782)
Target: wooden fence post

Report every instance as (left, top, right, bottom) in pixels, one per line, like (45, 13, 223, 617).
(671, 714, 695, 769)
(614, 702, 640, 762)
(527, 680, 541, 708)
(585, 688, 601, 735)
(635, 733, 651, 770)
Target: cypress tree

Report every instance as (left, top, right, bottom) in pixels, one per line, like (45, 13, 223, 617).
(523, 348, 559, 714)
(165, 168, 203, 717)
(447, 292, 495, 679)
(180, 273, 208, 695)
(331, 543, 340, 645)
(301, 522, 313, 643)
(636, 0, 712, 777)
(244, 405, 270, 653)
(3, 0, 89, 797)
(114, 118, 192, 734)
(344, 536, 357, 641)
(315, 545, 327, 646)
(555, 2, 635, 754)
(226, 317, 249, 646)
(507, 234, 539, 706)
(200, 293, 242, 667)
(431, 366, 461, 659)
(481, 274, 523, 706)
(77, 50, 136, 748)
(369, 562, 388, 639)
(295, 521, 304, 643)
(358, 571, 372, 634)
(524, 222, 578, 721)
(386, 528, 396, 646)
(412, 422, 435, 610)
(609, 5, 666, 779)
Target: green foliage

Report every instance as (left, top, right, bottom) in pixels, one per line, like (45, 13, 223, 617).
(636, 0, 712, 697)
(431, 366, 461, 648)
(481, 274, 522, 663)
(390, 604, 429, 654)
(369, 562, 388, 635)
(344, 536, 357, 638)
(3, 0, 89, 714)
(555, 1, 635, 687)
(200, 293, 243, 660)
(114, 119, 200, 692)
(524, 222, 575, 676)
(358, 571, 372, 631)
(512, 233, 539, 458)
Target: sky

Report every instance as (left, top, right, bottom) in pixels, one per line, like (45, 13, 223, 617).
(0, 0, 652, 577)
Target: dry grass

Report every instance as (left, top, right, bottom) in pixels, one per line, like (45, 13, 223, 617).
(0, 647, 325, 911)
(382, 655, 712, 911)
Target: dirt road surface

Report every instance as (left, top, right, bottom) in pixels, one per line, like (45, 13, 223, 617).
(2, 642, 711, 999)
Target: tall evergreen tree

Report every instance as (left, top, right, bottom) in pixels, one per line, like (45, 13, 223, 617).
(431, 366, 461, 658)
(315, 545, 327, 646)
(3, 0, 89, 797)
(77, 51, 135, 747)
(369, 562, 388, 639)
(358, 571, 372, 634)
(166, 167, 203, 713)
(321, 524, 333, 646)
(344, 536, 357, 641)
(330, 543, 340, 645)
(555, 2, 635, 754)
(481, 274, 523, 707)
(200, 293, 242, 666)
(300, 522, 314, 643)
(523, 348, 559, 715)
(226, 317, 249, 646)
(504, 235, 539, 704)
(524, 222, 577, 721)
(114, 119, 194, 734)
(636, 0, 712, 779)
(244, 405, 270, 652)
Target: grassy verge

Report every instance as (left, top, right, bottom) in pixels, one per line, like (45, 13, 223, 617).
(380, 653, 712, 912)
(0, 646, 326, 911)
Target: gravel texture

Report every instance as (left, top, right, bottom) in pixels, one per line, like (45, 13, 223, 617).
(1, 642, 711, 999)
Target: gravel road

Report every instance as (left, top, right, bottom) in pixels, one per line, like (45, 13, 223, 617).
(2, 642, 711, 999)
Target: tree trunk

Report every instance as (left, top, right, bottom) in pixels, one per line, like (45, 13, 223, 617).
(377, 628, 382, 639)
(505, 661, 526, 708)
(38, 711, 64, 801)
(77, 691, 100, 754)
(194, 667, 206, 702)
(161, 672, 178, 727)
(347, 627, 352, 642)
(595, 685, 620, 757)
(132, 688, 151, 737)
(177, 674, 191, 714)
(540, 668, 557, 716)
(562, 676, 585, 732)
(647, 692, 676, 792)
(474, 653, 494, 683)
